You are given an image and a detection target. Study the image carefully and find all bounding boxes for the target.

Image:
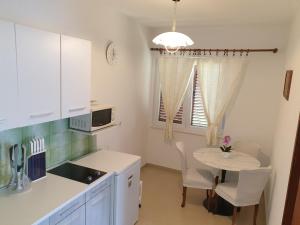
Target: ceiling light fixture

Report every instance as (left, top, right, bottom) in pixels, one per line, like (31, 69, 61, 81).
(152, 0, 194, 53)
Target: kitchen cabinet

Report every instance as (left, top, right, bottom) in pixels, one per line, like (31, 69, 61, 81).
(115, 162, 140, 225)
(61, 35, 91, 119)
(56, 205, 85, 225)
(37, 218, 49, 225)
(86, 186, 111, 225)
(0, 20, 19, 131)
(15, 25, 61, 126)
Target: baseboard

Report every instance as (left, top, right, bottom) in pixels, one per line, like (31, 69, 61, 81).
(142, 163, 181, 173)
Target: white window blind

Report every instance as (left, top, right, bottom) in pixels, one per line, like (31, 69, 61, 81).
(158, 69, 208, 127)
(158, 93, 183, 124)
(191, 69, 208, 127)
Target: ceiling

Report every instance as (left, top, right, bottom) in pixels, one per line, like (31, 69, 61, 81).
(102, 0, 297, 27)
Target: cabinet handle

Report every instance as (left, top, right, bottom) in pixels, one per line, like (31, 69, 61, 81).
(91, 183, 108, 196)
(59, 202, 80, 218)
(30, 112, 54, 118)
(69, 107, 86, 112)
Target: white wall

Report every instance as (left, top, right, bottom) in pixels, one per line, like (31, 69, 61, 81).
(145, 24, 288, 170)
(267, 11, 300, 225)
(0, 0, 152, 160)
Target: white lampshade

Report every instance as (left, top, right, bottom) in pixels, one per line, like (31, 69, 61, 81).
(152, 32, 194, 49)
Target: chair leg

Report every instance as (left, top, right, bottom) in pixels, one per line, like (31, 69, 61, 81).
(207, 190, 212, 212)
(181, 186, 187, 207)
(253, 204, 259, 225)
(232, 206, 238, 225)
(214, 193, 219, 214)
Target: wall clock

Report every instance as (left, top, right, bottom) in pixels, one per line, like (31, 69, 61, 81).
(106, 42, 118, 65)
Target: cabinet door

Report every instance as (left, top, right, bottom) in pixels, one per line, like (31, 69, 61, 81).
(56, 205, 85, 225)
(15, 25, 60, 126)
(36, 218, 49, 225)
(115, 162, 140, 225)
(86, 187, 111, 225)
(61, 35, 91, 119)
(0, 20, 19, 131)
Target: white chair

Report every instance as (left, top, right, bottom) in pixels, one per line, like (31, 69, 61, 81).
(175, 142, 214, 209)
(232, 141, 261, 158)
(215, 167, 271, 225)
(226, 141, 262, 182)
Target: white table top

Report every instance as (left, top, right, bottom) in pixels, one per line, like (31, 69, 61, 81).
(193, 148, 261, 172)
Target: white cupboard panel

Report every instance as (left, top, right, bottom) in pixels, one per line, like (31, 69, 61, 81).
(86, 187, 111, 225)
(115, 162, 140, 225)
(56, 205, 85, 225)
(0, 20, 19, 131)
(61, 35, 91, 119)
(15, 25, 61, 126)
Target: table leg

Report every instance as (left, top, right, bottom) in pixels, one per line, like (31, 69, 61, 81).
(203, 169, 234, 216)
(221, 169, 226, 183)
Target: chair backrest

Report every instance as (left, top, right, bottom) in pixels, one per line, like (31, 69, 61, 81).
(236, 167, 271, 205)
(175, 142, 188, 172)
(233, 141, 261, 158)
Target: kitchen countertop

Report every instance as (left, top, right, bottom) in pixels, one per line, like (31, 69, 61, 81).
(75, 150, 141, 175)
(0, 173, 86, 225)
(0, 150, 139, 225)
(0, 165, 113, 225)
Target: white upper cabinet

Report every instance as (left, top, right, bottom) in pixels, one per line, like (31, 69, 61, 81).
(0, 21, 19, 131)
(15, 25, 61, 126)
(61, 35, 91, 119)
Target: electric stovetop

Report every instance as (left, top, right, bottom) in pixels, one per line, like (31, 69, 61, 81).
(48, 162, 106, 184)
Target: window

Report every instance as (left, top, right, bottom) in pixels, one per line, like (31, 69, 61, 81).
(158, 93, 183, 124)
(191, 70, 208, 127)
(155, 68, 208, 133)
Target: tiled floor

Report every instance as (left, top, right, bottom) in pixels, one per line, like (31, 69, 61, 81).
(137, 164, 266, 225)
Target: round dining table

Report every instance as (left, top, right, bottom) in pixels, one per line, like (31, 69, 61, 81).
(193, 148, 261, 216)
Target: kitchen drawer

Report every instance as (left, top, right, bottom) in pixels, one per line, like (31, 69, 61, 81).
(49, 194, 85, 225)
(86, 180, 110, 202)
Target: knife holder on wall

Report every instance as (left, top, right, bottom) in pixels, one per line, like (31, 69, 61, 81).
(27, 151, 46, 182)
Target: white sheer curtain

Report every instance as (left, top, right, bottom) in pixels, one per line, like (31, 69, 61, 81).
(196, 57, 247, 146)
(158, 57, 195, 140)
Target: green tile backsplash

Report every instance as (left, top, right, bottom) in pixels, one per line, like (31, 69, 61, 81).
(0, 119, 95, 188)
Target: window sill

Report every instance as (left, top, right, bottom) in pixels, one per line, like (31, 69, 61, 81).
(150, 122, 207, 137)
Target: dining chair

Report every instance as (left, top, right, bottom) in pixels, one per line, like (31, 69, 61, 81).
(215, 167, 272, 225)
(175, 142, 214, 209)
(232, 141, 261, 158)
(226, 141, 262, 182)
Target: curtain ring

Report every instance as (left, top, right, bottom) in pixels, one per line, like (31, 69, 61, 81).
(240, 49, 243, 56)
(233, 49, 236, 56)
(216, 49, 219, 56)
(209, 49, 212, 55)
(204, 49, 206, 55)
(246, 49, 250, 56)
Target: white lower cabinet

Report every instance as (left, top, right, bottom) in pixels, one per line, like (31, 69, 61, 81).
(56, 205, 85, 225)
(37, 218, 49, 225)
(86, 187, 111, 225)
(46, 176, 113, 225)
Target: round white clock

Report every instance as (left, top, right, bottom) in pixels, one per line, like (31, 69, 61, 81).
(106, 42, 118, 65)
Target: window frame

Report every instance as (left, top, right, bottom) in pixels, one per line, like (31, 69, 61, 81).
(151, 62, 208, 136)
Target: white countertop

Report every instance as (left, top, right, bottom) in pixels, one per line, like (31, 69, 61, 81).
(0, 173, 87, 225)
(75, 150, 141, 175)
(0, 150, 140, 225)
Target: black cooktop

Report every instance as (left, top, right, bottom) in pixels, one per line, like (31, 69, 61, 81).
(48, 162, 106, 184)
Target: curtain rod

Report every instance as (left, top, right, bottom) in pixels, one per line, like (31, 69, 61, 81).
(150, 48, 278, 56)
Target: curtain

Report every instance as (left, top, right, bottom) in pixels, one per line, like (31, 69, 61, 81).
(158, 57, 195, 140)
(196, 57, 247, 146)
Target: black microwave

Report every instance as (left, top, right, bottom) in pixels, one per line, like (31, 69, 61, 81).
(70, 105, 115, 132)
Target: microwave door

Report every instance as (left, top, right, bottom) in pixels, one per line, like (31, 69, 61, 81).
(92, 109, 112, 129)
